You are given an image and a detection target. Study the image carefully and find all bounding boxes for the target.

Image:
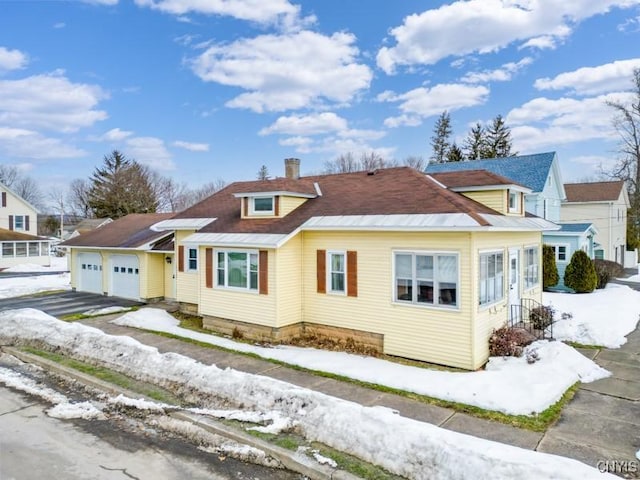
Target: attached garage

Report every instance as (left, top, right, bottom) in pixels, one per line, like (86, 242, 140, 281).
(109, 254, 140, 300)
(77, 252, 103, 294)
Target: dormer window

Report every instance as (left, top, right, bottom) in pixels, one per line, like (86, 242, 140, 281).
(251, 196, 274, 215)
(508, 192, 519, 213)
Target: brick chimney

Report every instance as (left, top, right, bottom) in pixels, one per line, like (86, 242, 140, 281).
(285, 158, 300, 179)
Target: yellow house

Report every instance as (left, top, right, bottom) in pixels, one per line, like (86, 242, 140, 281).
(145, 160, 557, 370)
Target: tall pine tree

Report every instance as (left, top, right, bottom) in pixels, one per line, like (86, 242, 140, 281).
(463, 122, 487, 160)
(430, 111, 452, 164)
(484, 115, 516, 158)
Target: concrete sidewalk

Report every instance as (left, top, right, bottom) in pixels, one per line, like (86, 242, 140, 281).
(80, 314, 640, 474)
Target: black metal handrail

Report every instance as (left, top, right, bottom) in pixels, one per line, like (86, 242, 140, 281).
(509, 297, 553, 340)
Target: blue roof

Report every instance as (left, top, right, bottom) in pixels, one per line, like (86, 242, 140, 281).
(425, 152, 556, 193)
(557, 223, 594, 233)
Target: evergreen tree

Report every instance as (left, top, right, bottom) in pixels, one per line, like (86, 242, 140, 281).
(463, 122, 487, 160)
(484, 114, 516, 158)
(542, 245, 559, 290)
(429, 111, 452, 164)
(446, 143, 464, 162)
(564, 250, 598, 293)
(88, 150, 158, 219)
(257, 165, 270, 180)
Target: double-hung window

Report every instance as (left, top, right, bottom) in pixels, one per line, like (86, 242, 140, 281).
(479, 251, 504, 306)
(216, 250, 259, 291)
(394, 252, 458, 307)
(328, 251, 345, 294)
(524, 247, 539, 289)
(188, 248, 198, 271)
(14, 215, 25, 231)
(508, 192, 519, 213)
(550, 244, 569, 263)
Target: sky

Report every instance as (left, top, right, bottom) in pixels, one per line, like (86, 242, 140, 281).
(1, 0, 640, 208)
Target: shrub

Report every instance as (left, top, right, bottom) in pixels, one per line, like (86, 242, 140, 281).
(542, 245, 559, 290)
(593, 259, 624, 289)
(564, 250, 597, 293)
(529, 305, 555, 330)
(489, 326, 535, 357)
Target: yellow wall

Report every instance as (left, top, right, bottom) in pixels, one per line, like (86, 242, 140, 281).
(164, 253, 175, 299)
(175, 230, 199, 305)
(279, 196, 307, 217)
(198, 247, 278, 327)
(461, 190, 506, 214)
(144, 253, 165, 299)
(274, 234, 303, 327)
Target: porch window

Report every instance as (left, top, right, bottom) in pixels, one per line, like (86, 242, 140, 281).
(479, 251, 504, 306)
(15, 242, 27, 257)
(2, 243, 14, 257)
(524, 247, 539, 289)
(216, 250, 259, 291)
(28, 242, 39, 256)
(394, 252, 458, 307)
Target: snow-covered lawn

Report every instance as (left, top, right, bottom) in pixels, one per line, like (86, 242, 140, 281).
(621, 273, 640, 282)
(0, 309, 615, 480)
(544, 284, 640, 348)
(3, 255, 68, 272)
(0, 272, 70, 299)
(113, 308, 609, 416)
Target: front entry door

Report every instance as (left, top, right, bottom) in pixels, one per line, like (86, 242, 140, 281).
(508, 248, 520, 318)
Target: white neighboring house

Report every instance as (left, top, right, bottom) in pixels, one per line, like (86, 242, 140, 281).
(560, 181, 630, 264)
(0, 181, 51, 270)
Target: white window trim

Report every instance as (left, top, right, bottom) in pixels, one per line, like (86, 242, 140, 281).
(327, 250, 346, 295)
(550, 243, 570, 263)
(215, 249, 260, 293)
(249, 196, 275, 216)
(187, 247, 198, 272)
(508, 192, 519, 213)
(14, 215, 25, 231)
(479, 249, 505, 308)
(523, 245, 540, 291)
(392, 250, 460, 310)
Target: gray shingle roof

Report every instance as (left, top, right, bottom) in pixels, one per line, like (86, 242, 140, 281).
(425, 152, 557, 193)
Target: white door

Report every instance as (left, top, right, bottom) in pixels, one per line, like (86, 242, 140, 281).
(77, 253, 103, 294)
(508, 248, 520, 312)
(110, 254, 140, 300)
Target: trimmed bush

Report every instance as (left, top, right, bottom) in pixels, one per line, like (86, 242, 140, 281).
(564, 250, 598, 293)
(593, 259, 624, 289)
(529, 305, 555, 330)
(542, 245, 559, 290)
(489, 326, 536, 357)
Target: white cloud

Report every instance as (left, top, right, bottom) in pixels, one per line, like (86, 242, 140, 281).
(190, 30, 372, 112)
(0, 127, 85, 159)
(98, 128, 134, 142)
(172, 140, 209, 151)
(534, 58, 640, 95)
(53, 22, 66, 29)
(279, 136, 313, 153)
(259, 112, 348, 136)
(125, 136, 174, 170)
(0, 47, 28, 72)
(377, 0, 640, 74)
(381, 83, 489, 127)
(81, 0, 118, 5)
(462, 57, 533, 83)
(135, 0, 312, 29)
(506, 92, 632, 151)
(0, 71, 108, 133)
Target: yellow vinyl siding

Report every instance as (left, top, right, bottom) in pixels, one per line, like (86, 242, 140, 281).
(302, 231, 475, 369)
(274, 234, 303, 327)
(143, 253, 165, 299)
(175, 230, 199, 305)
(279, 196, 308, 216)
(198, 247, 277, 327)
(462, 190, 506, 214)
(471, 231, 542, 368)
(164, 253, 175, 299)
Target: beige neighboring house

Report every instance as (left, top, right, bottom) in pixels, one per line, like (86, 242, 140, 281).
(66, 218, 113, 239)
(0, 181, 50, 269)
(560, 181, 630, 263)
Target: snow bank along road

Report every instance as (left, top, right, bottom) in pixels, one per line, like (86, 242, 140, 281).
(0, 308, 617, 480)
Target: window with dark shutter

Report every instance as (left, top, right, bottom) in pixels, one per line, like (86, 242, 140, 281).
(205, 248, 213, 288)
(25, 215, 30, 232)
(317, 249, 326, 293)
(178, 245, 184, 272)
(347, 251, 357, 297)
(259, 250, 268, 294)
(1, 192, 6, 207)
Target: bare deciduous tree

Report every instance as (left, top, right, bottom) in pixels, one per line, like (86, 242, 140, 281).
(322, 152, 397, 174)
(0, 165, 43, 208)
(402, 156, 426, 171)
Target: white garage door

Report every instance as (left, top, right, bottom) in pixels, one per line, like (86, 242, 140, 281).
(77, 253, 103, 294)
(110, 255, 140, 300)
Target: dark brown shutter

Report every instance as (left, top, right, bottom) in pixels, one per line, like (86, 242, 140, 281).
(274, 196, 280, 216)
(259, 250, 268, 295)
(25, 215, 30, 231)
(205, 248, 213, 288)
(317, 249, 326, 293)
(243, 197, 248, 217)
(347, 251, 358, 297)
(178, 245, 184, 272)
(8, 215, 13, 231)
(1, 192, 6, 207)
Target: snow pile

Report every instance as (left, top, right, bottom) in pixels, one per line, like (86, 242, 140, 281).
(0, 273, 70, 299)
(544, 284, 640, 348)
(83, 306, 131, 316)
(0, 308, 615, 480)
(4, 256, 68, 272)
(113, 308, 609, 415)
(47, 401, 105, 420)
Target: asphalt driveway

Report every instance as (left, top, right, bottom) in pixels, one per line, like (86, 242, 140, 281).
(0, 291, 144, 318)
